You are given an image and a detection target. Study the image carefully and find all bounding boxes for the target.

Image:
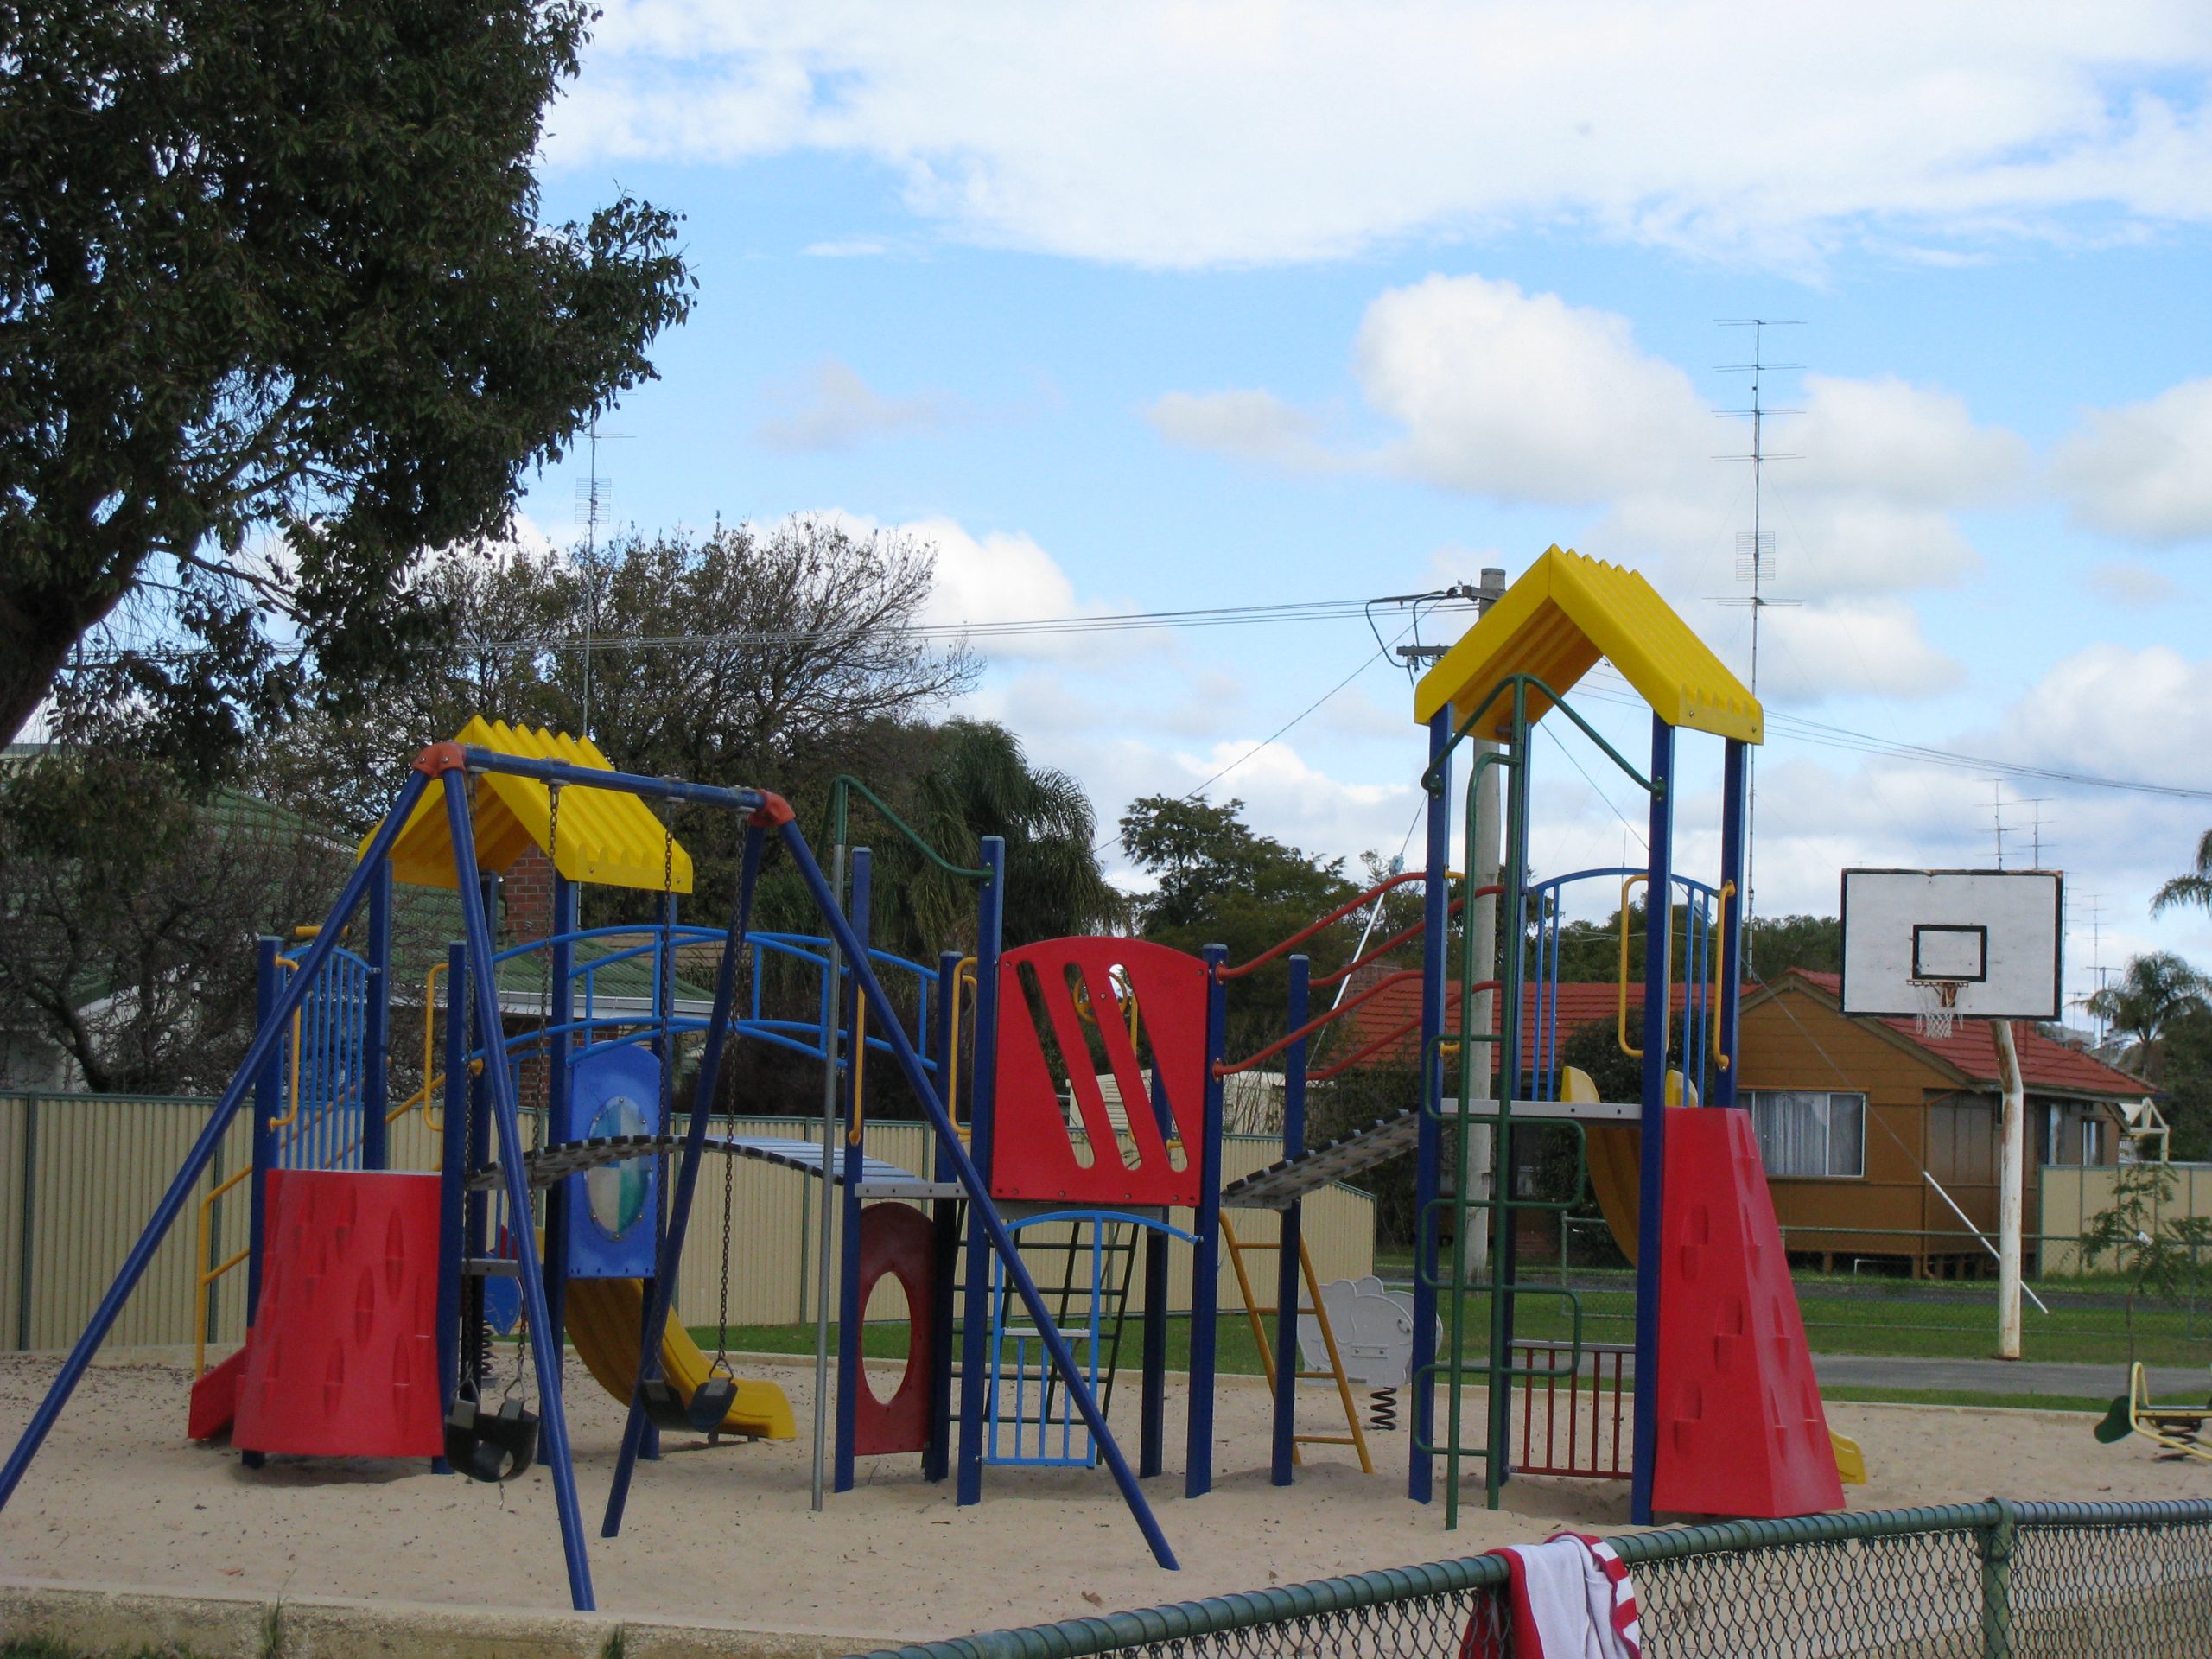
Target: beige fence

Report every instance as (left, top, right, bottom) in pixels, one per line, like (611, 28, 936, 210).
(2040, 1161, 2212, 1274)
(0, 1092, 1373, 1354)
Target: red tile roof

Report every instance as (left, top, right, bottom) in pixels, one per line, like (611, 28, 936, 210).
(1770, 971, 2145, 1100)
(1323, 963, 2147, 1100)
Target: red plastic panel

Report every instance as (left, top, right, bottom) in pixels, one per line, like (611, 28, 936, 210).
(232, 1170, 444, 1459)
(187, 1343, 249, 1441)
(852, 1204, 937, 1457)
(989, 937, 1208, 1206)
(1650, 1106, 1845, 1518)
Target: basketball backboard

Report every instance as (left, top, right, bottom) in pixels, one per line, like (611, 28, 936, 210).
(1839, 869, 2063, 1021)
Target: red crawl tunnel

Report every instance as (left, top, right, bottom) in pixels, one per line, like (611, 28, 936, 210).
(852, 1202, 937, 1457)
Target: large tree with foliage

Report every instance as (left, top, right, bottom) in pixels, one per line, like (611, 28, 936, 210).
(2081, 951, 2212, 1084)
(1, 0, 694, 766)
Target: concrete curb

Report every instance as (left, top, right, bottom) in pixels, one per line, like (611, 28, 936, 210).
(0, 1580, 900, 1659)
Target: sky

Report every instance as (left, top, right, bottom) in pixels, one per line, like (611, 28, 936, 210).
(511, 2, 2212, 1014)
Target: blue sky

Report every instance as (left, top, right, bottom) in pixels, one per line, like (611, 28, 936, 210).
(511, 3, 2212, 1013)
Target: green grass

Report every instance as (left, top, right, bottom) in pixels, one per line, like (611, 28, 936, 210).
(693, 1317, 2158, 1417)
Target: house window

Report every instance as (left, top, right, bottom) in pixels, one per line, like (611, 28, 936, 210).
(1746, 1090, 1866, 1179)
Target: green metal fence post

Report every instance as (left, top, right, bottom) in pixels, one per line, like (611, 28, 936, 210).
(1980, 1496, 2016, 1659)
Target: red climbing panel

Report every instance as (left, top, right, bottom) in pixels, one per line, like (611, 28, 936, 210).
(1650, 1106, 1844, 1518)
(853, 1204, 937, 1457)
(990, 937, 1208, 1207)
(232, 1170, 444, 1459)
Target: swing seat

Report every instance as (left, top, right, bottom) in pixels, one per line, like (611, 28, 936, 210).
(444, 1394, 539, 1483)
(639, 1375, 697, 1433)
(687, 1375, 739, 1433)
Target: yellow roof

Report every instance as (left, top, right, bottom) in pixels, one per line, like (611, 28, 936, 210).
(366, 716, 696, 893)
(1413, 546, 1763, 744)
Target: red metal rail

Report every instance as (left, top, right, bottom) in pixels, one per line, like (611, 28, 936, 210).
(1514, 1339, 1631, 1480)
(1217, 870, 1440, 982)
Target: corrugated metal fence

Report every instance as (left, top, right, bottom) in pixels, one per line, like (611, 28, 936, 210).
(0, 1092, 1372, 1354)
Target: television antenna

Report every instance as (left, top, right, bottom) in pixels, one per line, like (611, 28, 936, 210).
(1714, 319, 1804, 967)
(573, 420, 632, 739)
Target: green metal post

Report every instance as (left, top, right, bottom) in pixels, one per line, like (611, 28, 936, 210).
(1980, 1495, 2016, 1659)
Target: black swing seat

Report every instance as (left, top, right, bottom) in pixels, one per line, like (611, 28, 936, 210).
(639, 1373, 739, 1435)
(444, 1393, 539, 1482)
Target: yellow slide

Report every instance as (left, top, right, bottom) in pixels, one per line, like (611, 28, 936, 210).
(565, 1277, 796, 1440)
(1560, 1065, 1864, 1486)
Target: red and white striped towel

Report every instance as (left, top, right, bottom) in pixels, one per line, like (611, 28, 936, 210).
(1459, 1532, 1643, 1659)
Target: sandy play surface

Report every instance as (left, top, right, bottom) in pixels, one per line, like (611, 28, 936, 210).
(2, 1351, 2207, 1646)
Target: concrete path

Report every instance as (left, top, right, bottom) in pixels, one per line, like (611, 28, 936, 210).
(1811, 1351, 2205, 1401)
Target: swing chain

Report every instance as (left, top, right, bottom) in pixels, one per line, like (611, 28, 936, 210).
(711, 1131, 736, 1376)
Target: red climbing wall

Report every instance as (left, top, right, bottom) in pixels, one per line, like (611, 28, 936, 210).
(990, 937, 1208, 1206)
(232, 1170, 444, 1459)
(1650, 1105, 1844, 1518)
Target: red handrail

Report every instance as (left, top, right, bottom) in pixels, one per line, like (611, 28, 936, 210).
(1310, 885, 1501, 988)
(1308, 1014, 1422, 1083)
(1216, 870, 1446, 982)
(1215, 970, 1421, 1077)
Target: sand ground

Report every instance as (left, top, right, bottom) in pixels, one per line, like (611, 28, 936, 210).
(2, 1351, 2206, 1647)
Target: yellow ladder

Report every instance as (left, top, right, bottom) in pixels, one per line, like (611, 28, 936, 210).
(1221, 1216, 1374, 1473)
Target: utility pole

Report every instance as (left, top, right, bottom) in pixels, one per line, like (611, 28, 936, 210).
(1715, 320, 1803, 972)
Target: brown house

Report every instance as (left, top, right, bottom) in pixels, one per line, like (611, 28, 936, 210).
(1738, 969, 2143, 1275)
(1338, 964, 2149, 1276)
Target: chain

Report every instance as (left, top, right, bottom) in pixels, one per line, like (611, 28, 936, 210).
(712, 1138, 736, 1374)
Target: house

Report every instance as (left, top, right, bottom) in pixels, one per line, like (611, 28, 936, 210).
(1332, 963, 2148, 1276)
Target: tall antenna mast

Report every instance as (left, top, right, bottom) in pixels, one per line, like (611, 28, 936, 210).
(1714, 319, 1803, 966)
(573, 420, 627, 740)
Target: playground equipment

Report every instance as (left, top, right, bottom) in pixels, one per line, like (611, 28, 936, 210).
(2096, 1364, 2212, 1462)
(1294, 1277, 1425, 1433)
(0, 545, 1895, 1606)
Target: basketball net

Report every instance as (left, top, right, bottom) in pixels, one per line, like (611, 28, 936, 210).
(1909, 978, 1962, 1041)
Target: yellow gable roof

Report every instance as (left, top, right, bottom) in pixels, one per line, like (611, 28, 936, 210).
(1413, 546, 1763, 744)
(366, 716, 696, 893)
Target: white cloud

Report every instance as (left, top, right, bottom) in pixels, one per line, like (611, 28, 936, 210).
(549, 4, 2212, 269)
(1144, 391, 1342, 473)
(753, 358, 957, 451)
(2089, 559, 2183, 607)
(1157, 274, 2023, 606)
(2053, 377, 2212, 544)
(1751, 600, 1964, 703)
(1993, 642, 2212, 791)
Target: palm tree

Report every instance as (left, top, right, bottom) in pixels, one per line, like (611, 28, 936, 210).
(2080, 952, 2212, 1084)
(872, 719, 1125, 956)
(2152, 830, 2212, 920)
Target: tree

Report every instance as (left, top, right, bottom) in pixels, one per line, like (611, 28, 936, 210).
(0, 751, 346, 1092)
(2077, 1160, 2212, 1367)
(1119, 795, 1361, 1056)
(2152, 830, 2212, 921)
(2, 0, 695, 768)
(2080, 952, 2212, 1084)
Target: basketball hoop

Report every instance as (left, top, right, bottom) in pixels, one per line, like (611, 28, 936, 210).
(1910, 978, 1963, 1041)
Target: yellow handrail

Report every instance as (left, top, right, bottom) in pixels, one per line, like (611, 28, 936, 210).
(1616, 875, 1647, 1059)
(1712, 880, 1736, 1071)
(193, 1162, 256, 1378)
(421, 962, 448, 1131)
(947, 957, 978, 1135)
(266, 956, 304, 1130)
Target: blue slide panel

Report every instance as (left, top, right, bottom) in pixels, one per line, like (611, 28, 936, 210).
(562, 1045, 664, 1280)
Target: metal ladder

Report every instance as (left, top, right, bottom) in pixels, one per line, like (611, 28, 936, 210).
(975, 1211, 1140, 1465)
(1220, 1216, 1373, 1472)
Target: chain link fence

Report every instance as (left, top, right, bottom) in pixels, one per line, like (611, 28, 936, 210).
(855, 1499, 2212, 1659)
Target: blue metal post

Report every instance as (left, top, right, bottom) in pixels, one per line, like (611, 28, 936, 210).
(247, 938, 282, 1317)
(1713, 739, 1749, 1113)
(363, 859, 392, 1170)
(544, 874, 577, 1351)
(435, 943, 467, 1475)
(834, 848, 872, 1493)
(1409, 708, 1453, 1503)
(925, 950, 962, 1484)
(774, 820, 1179, 1569)
(0, 766, 430, 1516)
(956, 836, 1006, 1507)
(600, 829, 766, 1537)
(437, 770, 595, 1610)
(1271, 954, 1310, 1486)
(1630, 715, 1676, 1526)
(1185, 943, 1227, 1498)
